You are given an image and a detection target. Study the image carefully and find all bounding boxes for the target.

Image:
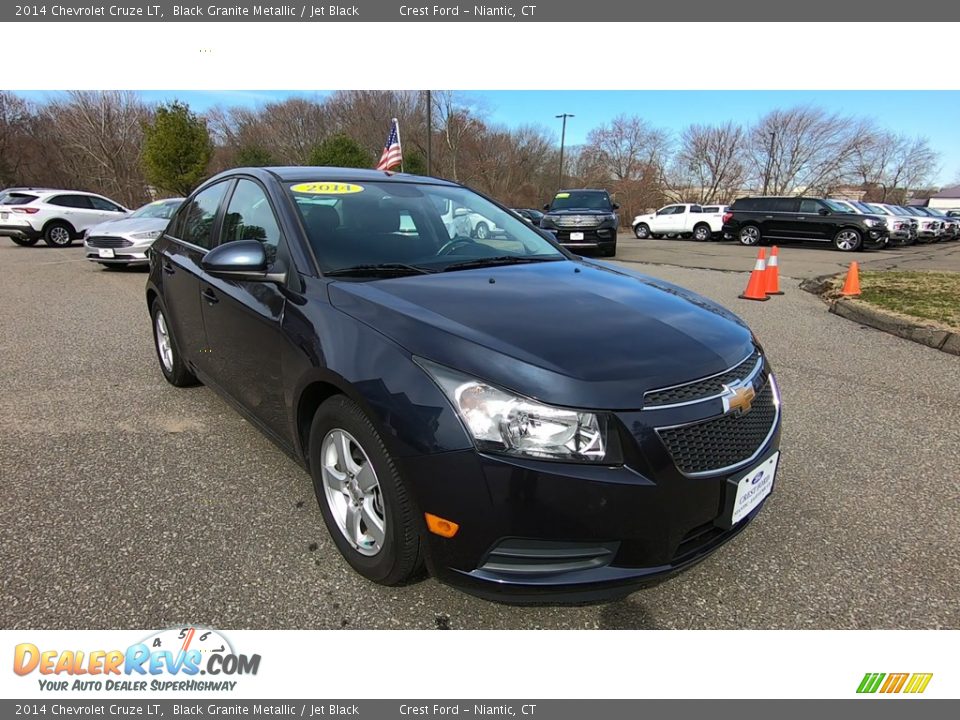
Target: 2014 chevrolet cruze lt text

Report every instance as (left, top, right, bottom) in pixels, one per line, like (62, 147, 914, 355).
(147, 167, 782, 602)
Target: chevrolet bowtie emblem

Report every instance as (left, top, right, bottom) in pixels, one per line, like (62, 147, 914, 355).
(721, 381, 756, 416)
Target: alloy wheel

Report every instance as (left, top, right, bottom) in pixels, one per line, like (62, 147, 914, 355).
(154, 311, 174, 373)
(321, 429, 386, 557)
(739, 226, 760, 245)
(48, 226, 71, 246)
(835, 230, 860, 251)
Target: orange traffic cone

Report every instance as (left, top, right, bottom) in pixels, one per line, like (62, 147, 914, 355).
(840, 261, 861, 297)
(764, 246, 783, 295)
(739, 250, 769, 301)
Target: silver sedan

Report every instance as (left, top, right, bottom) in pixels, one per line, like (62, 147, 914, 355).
(84, 198, 183, 267)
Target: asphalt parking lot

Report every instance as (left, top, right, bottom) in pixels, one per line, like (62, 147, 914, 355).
(1, 241, 958, 630)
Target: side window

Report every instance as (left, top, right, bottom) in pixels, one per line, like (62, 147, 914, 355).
(221, 179, 283, 263)
(174, 182, 228, 250)
(798, 199, 822, 214)
(690, 205, 703, 213)
(769, 198, 798, 212)
(90, 196, 123, 212)
(49, 195, 93, 209)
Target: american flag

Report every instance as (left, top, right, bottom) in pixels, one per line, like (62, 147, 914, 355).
(375, 118, 403, 172)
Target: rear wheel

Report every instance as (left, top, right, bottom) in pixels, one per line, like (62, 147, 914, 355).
(309, 395, 422, 585)
(693, 223, 712, 242)
(738, 225, 761, 246)
(9, 236, 39, 246)
(151, 299, 198, 387)
(43, 222, 73, 247)
(634, 223, 650, 239)
(833, 228, 862, 252)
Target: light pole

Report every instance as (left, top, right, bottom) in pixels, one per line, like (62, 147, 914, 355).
(426, 90, 432, 177)
(556, 113, 574, 191)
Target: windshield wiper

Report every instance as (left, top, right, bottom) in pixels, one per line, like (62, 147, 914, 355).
(442, 256, 563, 272)
(325, 263, 437, 278)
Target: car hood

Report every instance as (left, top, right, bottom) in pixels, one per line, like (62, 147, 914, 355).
(547, 208, 613, 216)
(86, 217, 166, 236)
(328, 260, 754, 410)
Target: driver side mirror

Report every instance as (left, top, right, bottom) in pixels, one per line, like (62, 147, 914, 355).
(453, 208, 471, 218)
(818, 208, 830, 216)
(201, 239, 286, 283)
(611, 203, 620, 210)
(542, 204, 550, 211)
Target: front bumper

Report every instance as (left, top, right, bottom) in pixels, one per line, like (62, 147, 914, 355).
(863, 228, 888, 249)
(404, 370, 782, 603)
(84, 236, 153, 265)
(543, 226, 618, 253)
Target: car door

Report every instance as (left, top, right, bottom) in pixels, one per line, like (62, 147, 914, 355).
(88, 195, 129, 224)
(650, 205, 680, 234)
(759, 198, 801, 239)
(46, 194, 100, 230)
(199, 177, 291, 441)
(790, 198, 834, 241)
(159, 181, 231, 379)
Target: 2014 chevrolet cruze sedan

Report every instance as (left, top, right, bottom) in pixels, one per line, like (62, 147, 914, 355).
(147, 167, 781, 602)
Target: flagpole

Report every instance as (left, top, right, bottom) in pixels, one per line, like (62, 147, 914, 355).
(393, 118, 403, 173)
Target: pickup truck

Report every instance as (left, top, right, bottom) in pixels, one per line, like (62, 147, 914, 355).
(632, 203, 725, 241)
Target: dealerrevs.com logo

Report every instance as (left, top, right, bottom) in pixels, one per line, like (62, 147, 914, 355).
(857, 673, 933, 695)
(13, 627, 261, 692)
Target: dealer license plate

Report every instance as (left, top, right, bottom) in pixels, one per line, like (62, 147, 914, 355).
(730, 452, 778, 525)
(569, 232, 584, 240)
(98, 248, 115, 258)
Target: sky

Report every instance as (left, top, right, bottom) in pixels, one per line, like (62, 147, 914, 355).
(14, 89, 960, 185)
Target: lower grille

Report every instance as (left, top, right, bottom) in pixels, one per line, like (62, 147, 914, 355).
(656, 377, 778, 476)
(479, 539, 619, 576)
(87, 236, 132, 248)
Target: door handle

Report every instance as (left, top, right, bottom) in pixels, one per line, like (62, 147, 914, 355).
(162, 260, 175, 275)
(764, 215, 774, 219)
(202, 288, 219, 305)
(797, 217, 806, 220)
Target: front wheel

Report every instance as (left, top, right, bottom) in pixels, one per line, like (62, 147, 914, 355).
(473, 222, 490, 240)
(833, 228, 862, 252)
(634, 223, 650, 239)
(309, 395, 422, 585)
(43, 222, 74, 247)
(601, 243, 617, 257)
(9, 236, 39, 247)
(738, 225, 761, 246)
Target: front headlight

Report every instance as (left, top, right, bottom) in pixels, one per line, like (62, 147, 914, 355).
(416, 359, 612, 463)
(865, 218, 883, 228)
(130, 230, 162, 240)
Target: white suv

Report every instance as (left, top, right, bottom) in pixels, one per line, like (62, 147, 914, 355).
(0, 189, 129, 247)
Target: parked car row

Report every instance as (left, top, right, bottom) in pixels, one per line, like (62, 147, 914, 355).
(827, 199, 958, 245)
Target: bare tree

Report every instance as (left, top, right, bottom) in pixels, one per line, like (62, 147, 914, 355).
(43, 91, 149, 206)
(746, 106, 870, 196)
(853, 131, 940, 203)
(671, 121, 747, 203)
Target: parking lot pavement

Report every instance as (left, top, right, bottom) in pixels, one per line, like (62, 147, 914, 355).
(1, 242, 958, 630)
(615, 233, 960, 279)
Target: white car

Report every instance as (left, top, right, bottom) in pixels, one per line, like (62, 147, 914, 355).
(632, 203, 723, 241)
(84, 198, 183, 267)
(0, 189, 129, 247)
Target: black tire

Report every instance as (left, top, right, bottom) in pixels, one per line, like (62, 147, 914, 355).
(601, 243, 617, 257)
(651, 233, 664, 239)
(692, 223, 712, 242)
(473, 222, 490, 240)
(43, 221, 74, 247)
(833, 228, 862, 252)
(9, 236, 39, 247)
(309, 395, 422, 586)
(150, 299, 198, 387)
(634, 223, 650, 239)
(738, 224, 761, 246)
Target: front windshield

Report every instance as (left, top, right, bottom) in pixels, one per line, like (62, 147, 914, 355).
(288, 180, 566, 275)
(823, 199, 851, 213)
(863, 203, 888, 215)
(548, 191, 612, 211)
(131, 199, 181, 219)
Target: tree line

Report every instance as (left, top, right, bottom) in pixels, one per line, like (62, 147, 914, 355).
(0, 90, 946, 222)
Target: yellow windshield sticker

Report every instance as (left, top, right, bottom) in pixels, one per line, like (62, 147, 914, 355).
(291, 182, 365, 195)
(555, 192, 570, 199)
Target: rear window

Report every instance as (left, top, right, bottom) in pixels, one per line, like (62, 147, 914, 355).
(0, 193, 37, 205)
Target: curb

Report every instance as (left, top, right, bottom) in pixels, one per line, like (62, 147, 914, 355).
(800, 274, 960, 357)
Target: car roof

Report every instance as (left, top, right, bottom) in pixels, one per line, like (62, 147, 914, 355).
(33, 189, 113, 198)
(557, 188, 608, 193)
(209, 166, 461, 188)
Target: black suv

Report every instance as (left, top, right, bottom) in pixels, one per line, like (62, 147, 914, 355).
(722, 197, 888, 252)
(540, 189, 619, 257)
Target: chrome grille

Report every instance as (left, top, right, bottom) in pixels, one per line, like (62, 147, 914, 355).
(656, 377, 778, 477)
(86, 236, 132, 248)
(554, 215, 602, 228)
(644, 349, 762, 408)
